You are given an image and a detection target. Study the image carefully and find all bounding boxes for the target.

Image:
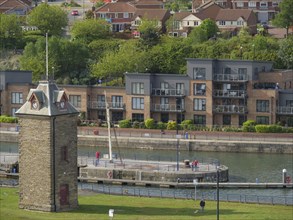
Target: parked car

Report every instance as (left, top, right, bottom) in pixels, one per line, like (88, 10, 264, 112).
(71, 10, 79, 16)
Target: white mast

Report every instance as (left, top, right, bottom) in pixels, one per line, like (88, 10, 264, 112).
(104, 91, 113, 162)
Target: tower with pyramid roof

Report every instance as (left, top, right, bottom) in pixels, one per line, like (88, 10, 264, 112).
(15, 80, 79, 212)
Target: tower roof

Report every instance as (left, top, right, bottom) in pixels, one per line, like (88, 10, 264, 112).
(16, 80, 79, 116)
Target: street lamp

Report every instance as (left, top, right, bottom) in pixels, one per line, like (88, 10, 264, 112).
(240, 46, 243, 60)
(216, 166, 220, 220)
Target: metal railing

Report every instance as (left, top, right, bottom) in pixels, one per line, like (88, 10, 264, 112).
(213, 74, 248, 82)
(152, 88, 185, 96)
(277, 106, 293, 115)
(213, 105, 248, 114)
(78, 183, 293, 205)
(151, 104, 185, 112)
(89, 101, 125, 110)
(213, 90, 246, 98)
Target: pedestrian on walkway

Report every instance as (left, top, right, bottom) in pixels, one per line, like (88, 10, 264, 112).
(95, 151, 100, 166)
(200, 199, 205, 212)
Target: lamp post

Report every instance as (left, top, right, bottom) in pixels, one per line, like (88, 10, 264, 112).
(216, 166, 220, 220)
(170, 10, 175, 37)
(240, 46, 243, 60)
(176, 118, 180, 171)
(252, 44, 255, 60)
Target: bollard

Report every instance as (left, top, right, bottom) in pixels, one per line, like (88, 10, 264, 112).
(282, 169, 287, 188)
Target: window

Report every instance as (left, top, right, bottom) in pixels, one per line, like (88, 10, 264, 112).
(194, 21, 199, 26)
(224, 67, 231, 74)
(161, 113, 169, 123)
(260, 2, 267, 7)
(112, 96, 123, 108)
(238, 68, 247, 75)
(176, 83, 184, 95)
(100, 13, 106, 18)
(112, 112, 123, 123)
(132, 83, 144, 94)
(132, 97, 144, 109)
(59, 184, 69, 206)
(286, 100, 293, 107)
(97, 95, 105, 108)
(193, 68, 206, 79)
(272, 2, 278, 7)
(123, 12, 129, 18)
(239, 115, 247, 126)
(11, 108, 18, 117)
(223, 115, 231, 125)
(132, 113, 144, 122)
(160, 97, 169, 110)
(61, 146, 68, 161)
(69, 95, 81, 108)
(256, 116, 269, 124)
(194, 83, 206, 95)
(237, 2, 243, 7)
(219, 21, 226, 26)
(237, 21, 244, 26)
(248, 1, 256, 7)
(194, 98, 206, 111)
(11, 92, 23, 104)
(98, 110, 106, 121)
(256, 100, 269, 112)
(194, 115, 206, 125)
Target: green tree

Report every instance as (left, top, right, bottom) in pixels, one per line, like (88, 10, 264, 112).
(188, 26, 208, 43)
(272, 0, 293, 37)
(0, 14, 23, 49)
(138, 18, 161, 47)
(200, 18, 219, 39)
(27, 3, 68, 36)
(71, 19, 110, 43)
(278, 36, 293, 69)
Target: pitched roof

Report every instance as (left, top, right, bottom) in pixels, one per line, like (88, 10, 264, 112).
(134, 9, 169, 20)
(195, 2, 222, 20)
(0, 0, 31, 14)
(174, 11, 195, 20)
(96, 2, 136, 13)
(215, 9, 254, 21)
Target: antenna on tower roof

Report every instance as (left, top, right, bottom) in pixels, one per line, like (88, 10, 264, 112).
(46, 32, 49, 81)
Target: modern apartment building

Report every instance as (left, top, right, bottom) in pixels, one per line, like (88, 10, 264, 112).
(1, 58, 292, 127)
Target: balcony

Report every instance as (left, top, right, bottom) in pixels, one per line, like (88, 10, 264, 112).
(152, 88, 185, 97)
(213, 105, 248, 114)
(151, 104, 185, 112)
(89, 101, 125, 110)
(213, 90, 247, 98)
(213, 74, 248, 82)
(277, 106, 293, 115)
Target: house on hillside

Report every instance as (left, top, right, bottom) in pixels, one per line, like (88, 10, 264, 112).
(95, 2, 136, 32)
(131, 9, 170, 37)
(0, 0, 32, 15)
(215, 9, 257, 35)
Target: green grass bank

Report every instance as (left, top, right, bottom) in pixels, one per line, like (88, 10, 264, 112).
(1, 187, 292, 220)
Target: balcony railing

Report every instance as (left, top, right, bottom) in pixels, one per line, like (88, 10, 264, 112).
(213, 105, 248, 114)
(151, 104, 185, 112)
(213, 90, 247, 98)
(89, 101, 125, 110)
(152, 88, 185, 96)
(213, 74, 248, 82)
(277, 106, 293, 115)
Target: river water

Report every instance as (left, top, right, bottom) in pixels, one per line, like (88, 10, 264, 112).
(1, 142, 292, 198)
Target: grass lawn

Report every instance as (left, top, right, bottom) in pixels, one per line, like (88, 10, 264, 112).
(1, 187, 292, 220)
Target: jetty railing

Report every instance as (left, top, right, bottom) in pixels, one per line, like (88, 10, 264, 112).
(78, 182, 293, 206)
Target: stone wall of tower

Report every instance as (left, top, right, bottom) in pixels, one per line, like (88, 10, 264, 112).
(18, 116, 53, 211)
(18, 114, 78, 212)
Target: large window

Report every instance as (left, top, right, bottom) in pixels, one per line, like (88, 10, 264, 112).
(256, 116, 269, 124)
(194, 115, 206, 125)
(69, 95, 81, 108)
(11, 92, 23, 104)
(132, 82, 144, 95)
(176, 83, 184, 95)
(248, 1, 256, 7)
(132, 113, 144, 122)
(193, 68, 206, 80)
(97, 95, 105, 108)
(194, 83, 206, 95)
(194, 98, 206, 111)
(256, 100, 269, 112)
(132, 97, 144, 109)
(112, 96, 123, 108)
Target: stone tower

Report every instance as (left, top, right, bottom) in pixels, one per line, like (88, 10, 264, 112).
(15, 80, 79, 212)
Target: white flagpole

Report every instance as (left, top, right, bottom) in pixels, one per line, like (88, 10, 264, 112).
(46, 32, 49, 80)
(104, 91, 113, 162)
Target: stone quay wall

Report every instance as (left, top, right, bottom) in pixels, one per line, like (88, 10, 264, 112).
(1, 131, 292, 154)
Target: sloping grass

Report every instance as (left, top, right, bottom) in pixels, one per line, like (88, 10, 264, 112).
(1, 187, 292, 220)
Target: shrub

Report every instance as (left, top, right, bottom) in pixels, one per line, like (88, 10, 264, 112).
(167, 121, 177, 130)
(181, 120, 193, 129)
(243, 120, 256, 127)
(157, 121, 167, 130)
(242, 120, 256, 132)
(132, 121, 140, 129)
(0, 115, 18, 123)
(139, 122, 146, 129)
(144, 118, 155, 129)
(269, 125, 283, 133)
(255, 124, 283, 133)
(222, 127, 241, 132)
(119, 119, 131, 128)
